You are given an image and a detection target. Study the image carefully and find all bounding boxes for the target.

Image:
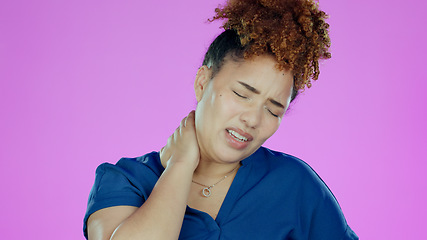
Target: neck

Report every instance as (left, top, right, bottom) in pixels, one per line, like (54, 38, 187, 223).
(193, 155, 241, 180)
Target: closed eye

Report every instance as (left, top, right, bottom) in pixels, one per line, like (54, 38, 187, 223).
(233, 90, 247, 99)
(267, 109, 279, 118)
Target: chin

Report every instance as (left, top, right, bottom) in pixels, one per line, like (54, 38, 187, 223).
(213, 145, 258, 163)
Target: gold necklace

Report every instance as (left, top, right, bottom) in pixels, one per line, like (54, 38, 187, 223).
(192, 165, 239, 197)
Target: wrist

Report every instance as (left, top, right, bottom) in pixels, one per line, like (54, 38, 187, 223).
(165, 160, 197, 174)
(166, 155, 199, 171)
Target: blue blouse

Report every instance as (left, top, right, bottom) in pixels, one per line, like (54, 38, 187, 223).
(83, 147, 358, 239)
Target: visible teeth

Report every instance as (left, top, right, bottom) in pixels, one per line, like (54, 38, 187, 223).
(228, 130, 248, 142)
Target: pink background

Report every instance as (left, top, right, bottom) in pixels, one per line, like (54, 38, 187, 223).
(1, 0, 426, 239)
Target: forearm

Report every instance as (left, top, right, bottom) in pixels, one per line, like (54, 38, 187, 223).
(110, 162, 193, 240)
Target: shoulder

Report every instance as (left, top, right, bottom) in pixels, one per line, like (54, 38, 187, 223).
(251, 147, 335, 200)
(88, 151, 163, 209)
(243, 147, 358, 239)
(254, 147, 321, 180)
(252, 148, 356, 239)
(90, 151, 164, 200)
(96, 151, 164, 180)
(84, 151, 163, 238)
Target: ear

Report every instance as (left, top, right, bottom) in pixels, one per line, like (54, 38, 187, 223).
(194, 66, 211, 102)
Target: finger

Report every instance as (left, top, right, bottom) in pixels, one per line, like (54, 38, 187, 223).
(179, 116, 187, 135)
(160, 146, 167, 159)
(167, 133, 173, 146)
(185, 110, 195, 127)
(173, 128, 179, 142)
(160, 146, 165, 155)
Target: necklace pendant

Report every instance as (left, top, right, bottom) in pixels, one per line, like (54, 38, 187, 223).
(202, 187, 212, 197)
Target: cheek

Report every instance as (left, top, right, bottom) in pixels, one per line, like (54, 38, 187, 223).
(269, 117, 281, 132)
(195, 91, 229, 134)
(216, 92, 240, 116)
(195, 89, 216, 120)
(258, 118, 281, 141)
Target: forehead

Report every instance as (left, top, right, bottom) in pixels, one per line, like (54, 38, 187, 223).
(220, 54, 290, 78)
(215, 55, 294, 100)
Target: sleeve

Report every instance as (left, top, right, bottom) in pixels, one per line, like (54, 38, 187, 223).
(293, 159, 359, 240)
(83, 158, 159, 239)
(305, 186, 359, 240)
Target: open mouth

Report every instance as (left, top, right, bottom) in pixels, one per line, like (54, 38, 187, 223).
(227, 129, 248, 142)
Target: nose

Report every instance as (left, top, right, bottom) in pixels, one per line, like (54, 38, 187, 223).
(240, 106, 262, 129)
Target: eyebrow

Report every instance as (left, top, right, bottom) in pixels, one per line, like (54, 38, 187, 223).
(237, 81, 285, 108)
(238, 81, 260, 94)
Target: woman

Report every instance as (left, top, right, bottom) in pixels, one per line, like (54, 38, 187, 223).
(84, 0, 358, 239)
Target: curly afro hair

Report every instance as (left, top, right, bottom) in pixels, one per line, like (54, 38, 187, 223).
(209, 0, 331, 91)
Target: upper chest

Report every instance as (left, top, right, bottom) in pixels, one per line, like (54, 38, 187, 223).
(187, 171, 236, 220)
